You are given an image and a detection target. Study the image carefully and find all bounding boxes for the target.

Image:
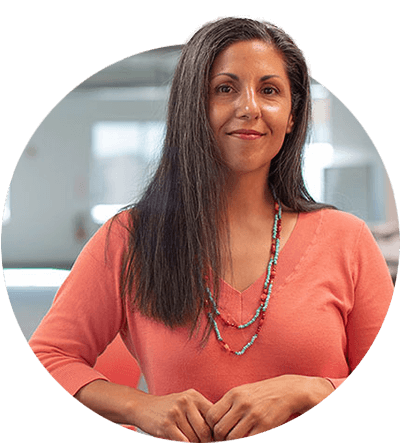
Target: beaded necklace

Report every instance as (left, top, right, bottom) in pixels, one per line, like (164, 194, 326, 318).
(206, 200, 282, 356)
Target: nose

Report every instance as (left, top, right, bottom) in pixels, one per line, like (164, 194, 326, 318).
(235, 88, 262, 120)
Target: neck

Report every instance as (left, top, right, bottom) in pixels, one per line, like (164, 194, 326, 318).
(224, 168, 275, 222)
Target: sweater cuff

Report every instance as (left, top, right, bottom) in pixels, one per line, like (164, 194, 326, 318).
(50, 361, 110, 396)
(325, 377, 347, 390)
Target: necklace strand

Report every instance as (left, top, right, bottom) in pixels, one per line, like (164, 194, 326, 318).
(207, 201, 282, 356)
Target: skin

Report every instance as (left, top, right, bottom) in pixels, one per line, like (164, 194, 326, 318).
(208, 39, 297, 291)
(75, 39, 334, 441)
(208, 39, 294, 176)
(203, 39, 334, 440)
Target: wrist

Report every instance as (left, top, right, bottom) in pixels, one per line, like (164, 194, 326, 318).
(124, 389, 156, 427)
(76, 379, 154, 427)
(297, 376, 335, 414)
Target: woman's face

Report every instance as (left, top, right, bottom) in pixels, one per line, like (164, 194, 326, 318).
(208, 40, 294, 174)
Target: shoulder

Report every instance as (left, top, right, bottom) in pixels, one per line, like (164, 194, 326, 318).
(80, 210, 132, 264)
(299, 208, 371, 254)
(97, 209, 132, 240)
(308, 209, 383, 259)
(104, 209, 132, 238)
(302, 208, 366, 234)
(319, 208, 366, 232)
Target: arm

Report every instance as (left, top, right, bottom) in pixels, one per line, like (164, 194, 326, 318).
(206, 220, 394, 440)
(75, 380, 213, 442)
(29, 219, 125, 395)
(29, 216, 213, 441)
(206, 375, 333, 440)
(75, 380, 146, 425)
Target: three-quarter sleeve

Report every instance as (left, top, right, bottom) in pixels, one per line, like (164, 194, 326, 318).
(29, 214, 129, 396)
(326, 220, 394, 389)
(28, 208, 395, 401)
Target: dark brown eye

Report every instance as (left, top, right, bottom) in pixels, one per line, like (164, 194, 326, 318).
(217, 84, 232, 93)
(262, 87, 277, 95)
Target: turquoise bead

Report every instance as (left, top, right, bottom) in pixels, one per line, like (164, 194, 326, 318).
(207, 200, 282, 355)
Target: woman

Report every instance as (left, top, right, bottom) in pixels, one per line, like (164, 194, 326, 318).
(29, 17, 393, 441)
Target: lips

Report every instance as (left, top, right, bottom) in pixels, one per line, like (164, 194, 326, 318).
(228, 129, 265, 140)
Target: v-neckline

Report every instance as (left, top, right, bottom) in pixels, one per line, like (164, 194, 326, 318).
(219, 212, 304, 296)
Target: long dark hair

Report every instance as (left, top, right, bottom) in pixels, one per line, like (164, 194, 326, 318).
(111, 17, 333, 331)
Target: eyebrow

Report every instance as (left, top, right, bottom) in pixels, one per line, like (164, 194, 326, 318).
(211, 73, 282, 81)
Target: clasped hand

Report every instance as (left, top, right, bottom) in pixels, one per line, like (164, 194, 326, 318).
(137, 375, 333, 441)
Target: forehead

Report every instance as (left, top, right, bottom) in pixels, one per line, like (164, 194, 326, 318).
(210, 40, 287, 77)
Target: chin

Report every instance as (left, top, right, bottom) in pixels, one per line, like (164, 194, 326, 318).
(225, 161, 271, 176)
(221, 147, 280, 176)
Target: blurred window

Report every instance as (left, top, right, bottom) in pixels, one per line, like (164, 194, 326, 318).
(90, 121, 165, 224)
(304, 82, 386, 224)
(304, 83, 333, 204)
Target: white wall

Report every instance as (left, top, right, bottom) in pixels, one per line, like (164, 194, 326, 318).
(2, 91, 167, 268)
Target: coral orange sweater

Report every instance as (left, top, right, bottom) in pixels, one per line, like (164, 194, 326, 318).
(29, 209, 393, 403)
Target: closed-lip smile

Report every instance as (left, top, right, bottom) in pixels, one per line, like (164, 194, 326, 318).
(228, 129, 265, 140)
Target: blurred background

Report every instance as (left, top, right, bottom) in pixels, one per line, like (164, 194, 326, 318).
(2, 44, 399, 345)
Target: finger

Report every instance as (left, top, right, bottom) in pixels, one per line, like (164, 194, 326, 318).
(205, 397, 232, 429)
(167, 425, 191, 442)
(212, 411, 241, 441)
(206, 396, 237, 441)
(176, 416, 200, 443)
(247, 425, 265, 437)
(225, 417, 253, 441)
(186, 405, 213, 442)
(187, 391, 214, 441)
(194, 394, 214, 419)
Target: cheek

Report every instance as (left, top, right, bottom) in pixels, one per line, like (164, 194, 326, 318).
(208, 105, 226, 136)
(207, 103, 217, 130)
(264, 108, 293, 137)
(263, 103, 291, 122)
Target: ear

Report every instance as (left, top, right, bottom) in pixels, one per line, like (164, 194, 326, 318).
(286, 114, 294, 134)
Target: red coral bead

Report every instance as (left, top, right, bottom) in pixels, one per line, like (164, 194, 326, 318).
(271, 268, 276, 278)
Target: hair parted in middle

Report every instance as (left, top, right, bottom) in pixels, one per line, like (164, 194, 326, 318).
(111, 17, 333, 334)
